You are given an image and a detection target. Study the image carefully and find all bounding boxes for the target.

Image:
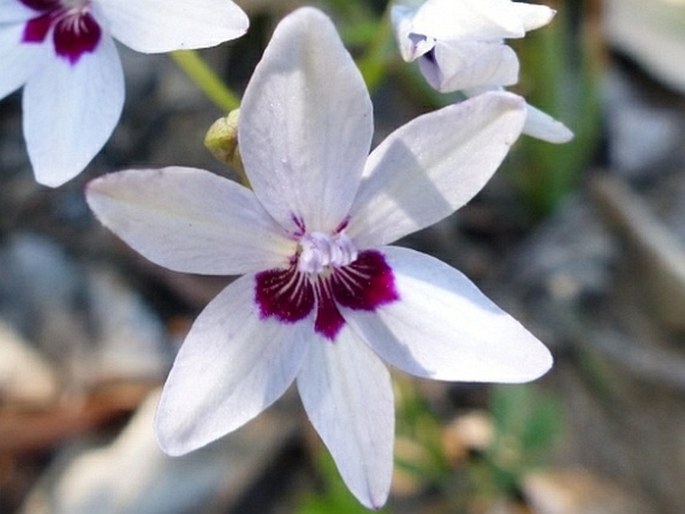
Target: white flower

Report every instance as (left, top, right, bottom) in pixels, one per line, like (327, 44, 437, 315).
(86, 7, 552, 509)
(0, 0, 248, 187)
(392, 0, 573, 143)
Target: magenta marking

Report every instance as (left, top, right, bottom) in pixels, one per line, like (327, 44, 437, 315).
(255, 266, 315, 324)
(290, 214, 306, 237)
(332, 250, 399, 311)
(254, 250, 399, 341)
(333, 216, 350, 234)
(313, 281, 346, 340)
(20, 0, 59, 10)
(22, 12, 52, 42)
(53, 11, 101, 64)
(20, 1, 101, 64)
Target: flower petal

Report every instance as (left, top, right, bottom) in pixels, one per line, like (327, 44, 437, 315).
(411, 0, 528, 40)
(0, 22, 45, 99)
(523, 102, 574, 143)
(155, 273, 310, 455)
(464, 86, 574, 144)
(344, 246, 553, 382)
(0, 0, 37, 23)
(86, 167, 295, 276)
(418, 39, 519, 92)
(239, 7, 373, 233)
(97, 0, 248, 53)
(297, 327, 394, 509)
(347, 91, 525, 249)
(391, 4, 434, 62)
(22, 34, 123, 186)
(511, 2, 556, 32)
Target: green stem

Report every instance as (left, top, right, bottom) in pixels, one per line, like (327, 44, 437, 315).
(170, 50, 240, 112)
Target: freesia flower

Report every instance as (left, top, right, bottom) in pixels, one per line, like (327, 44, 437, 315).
(392, 0, 573, 143)
(0, 0, 249, 187)
(86, 7, 552, 509)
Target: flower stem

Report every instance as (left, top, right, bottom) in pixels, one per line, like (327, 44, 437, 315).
(170, 50, 240, 112)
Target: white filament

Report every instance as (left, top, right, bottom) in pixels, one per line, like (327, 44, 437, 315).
(297, 232, 358, 274)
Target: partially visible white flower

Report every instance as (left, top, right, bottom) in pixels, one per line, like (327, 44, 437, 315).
(392, 0, 573, 143)
(0, 0, 249, 187)
(87, 8, 552, 509)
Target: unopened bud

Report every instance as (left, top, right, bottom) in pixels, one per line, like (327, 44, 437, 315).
(204, 109, 248, 185)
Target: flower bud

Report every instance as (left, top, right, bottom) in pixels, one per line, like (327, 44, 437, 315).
(204, 109, 248, 184)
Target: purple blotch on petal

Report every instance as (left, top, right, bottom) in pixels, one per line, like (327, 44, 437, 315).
(22, 12, 52, 42)
(20, 0, 58, 11)
(254, 250, 399, 341)
(53, 11, 101, 64)
(315, 250, 399, 341)
(332, 250, 399, 311)
(255, 267, 315, 324)
(313, 281, 346, 340)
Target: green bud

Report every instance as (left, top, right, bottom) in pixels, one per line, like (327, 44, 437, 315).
(204, 109, 248, 185)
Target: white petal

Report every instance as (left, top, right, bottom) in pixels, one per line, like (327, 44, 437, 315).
(22, 34, 123, 186)
(412, 0, 528, 40)
(523, 103, 574, 143)
(0, 1, 36, 23)
(463, 87, 573, 144)
(391, 4, 434, 62)
(239, 7, 373, 233)
(87, 167, 295, 276)
(418, 39, 519, 92)
(347, 92, 526, 249)
(97, 0, 248, 53)
(391, 5, 415, 61)
(155, 273, 310, 455)
(297, 327, 394, 509)
(0, 23, 45, 99)
(345, 246, 553, 382)
(511, 2, 556, 32)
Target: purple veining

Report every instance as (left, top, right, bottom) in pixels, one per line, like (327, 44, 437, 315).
(255, 266, 315, 324)
(313, 280, 346, 340)
(331, 251, 398, 311)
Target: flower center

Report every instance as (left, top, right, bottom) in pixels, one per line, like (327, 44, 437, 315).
(297, 232, 358, 275)
(21, 0, 101, 65)
(255, 228, 399, 340)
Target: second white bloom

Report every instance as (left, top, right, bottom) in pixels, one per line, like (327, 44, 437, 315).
(0, 0, 248, 186)
(392, 0, 573, 143)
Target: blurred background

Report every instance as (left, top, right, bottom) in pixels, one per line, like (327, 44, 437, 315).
(1, 0, 684, 512)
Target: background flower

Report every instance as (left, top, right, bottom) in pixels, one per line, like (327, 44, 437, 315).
(392, 0, 573, 143)
(0, 0, 248, 187)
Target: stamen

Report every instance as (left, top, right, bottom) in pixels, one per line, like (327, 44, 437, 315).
(297, 231, 358, 274)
